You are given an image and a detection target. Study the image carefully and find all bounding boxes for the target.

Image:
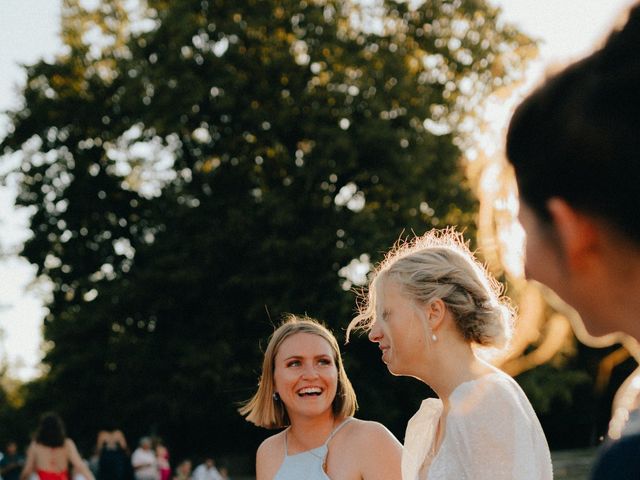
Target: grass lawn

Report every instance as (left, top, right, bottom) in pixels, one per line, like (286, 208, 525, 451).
(552, 448, 598, 480)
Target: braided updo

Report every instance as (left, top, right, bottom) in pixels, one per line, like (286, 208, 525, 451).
(348, 229, 514, 349)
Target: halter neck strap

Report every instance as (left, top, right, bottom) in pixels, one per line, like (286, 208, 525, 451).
(324, 417, 354, 445)
(283, 417, 354, 455)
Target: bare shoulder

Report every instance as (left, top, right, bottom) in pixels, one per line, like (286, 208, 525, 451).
(65, 438, 80, 454)
(333, 418, 401, 459)
(24, 441, 37, 458)
(343, 418, 401, 446)
(452, 372, 526, 419)
(256, 430, 286, 480)
(332, 419, 402, 479)
(30, 442, 46, 456)
(114, 430, 127, 447)
(257, 430, 286, 455)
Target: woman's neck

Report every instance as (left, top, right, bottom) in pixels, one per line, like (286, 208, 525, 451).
(287, 411, 339, 452)
(417, 340, 495, 409)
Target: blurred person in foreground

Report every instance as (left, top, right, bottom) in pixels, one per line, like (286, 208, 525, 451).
(506, 3, 640, 478)
(239, 315, 402, 479)
(347, 229, 552, 479)
(20, 412, 95, 480)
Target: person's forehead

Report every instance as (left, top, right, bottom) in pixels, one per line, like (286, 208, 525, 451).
(276, 332, 333, 357)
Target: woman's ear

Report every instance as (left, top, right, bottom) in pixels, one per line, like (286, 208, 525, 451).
(426, 299, 446, 332)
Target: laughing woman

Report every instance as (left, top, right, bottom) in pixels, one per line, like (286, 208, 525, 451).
(348, 230, 552, 480)
(239, 315, 401, 480)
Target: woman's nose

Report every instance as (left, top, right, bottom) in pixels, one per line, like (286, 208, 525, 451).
(368, 320, 382, 343)
(301, 363, 320, 378)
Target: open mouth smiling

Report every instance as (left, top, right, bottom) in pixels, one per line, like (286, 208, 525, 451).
(297, 387, 323, 397)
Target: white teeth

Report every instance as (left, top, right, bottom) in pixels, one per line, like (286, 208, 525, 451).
(298, 387, 322, 395)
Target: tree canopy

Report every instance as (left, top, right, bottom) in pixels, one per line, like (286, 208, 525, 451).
(1, 0, 536, 467)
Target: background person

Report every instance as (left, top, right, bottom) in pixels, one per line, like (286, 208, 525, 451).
(239, 315, 402, 480)
(172, 459, 192, 480)
(191, 458, 221, 480)
(348, 230, 552, 479)
(0, 441, 25, 480)
(96, 426, 131, 480)
(155, 441, 170, 480)
(131, 437, 158, 480)
(20, 412, 95, 480)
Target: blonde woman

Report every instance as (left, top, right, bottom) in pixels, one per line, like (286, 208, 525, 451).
(240, 315, 401, 480)
(348, 230, 552, 480)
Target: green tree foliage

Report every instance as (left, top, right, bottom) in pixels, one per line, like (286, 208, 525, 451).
(1, 0, 533, 462)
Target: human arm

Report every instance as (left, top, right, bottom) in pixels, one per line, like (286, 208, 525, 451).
(0, 455, 25, 475)
(357, 421, 402, 480)
(213, 467, 225, 480)
(114, 430, 128, 450)
(66, 439, 96, 480)
(96, 431, 106, 453)
(191, 465, 202, 480)
(19, 443, 36, 480)
(255, 445, 267, 480)
(255, 434, 283, 480)
(131, 448, 156, 471)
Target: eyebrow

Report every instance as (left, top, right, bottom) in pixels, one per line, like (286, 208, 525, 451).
(282, 353, 332, 361)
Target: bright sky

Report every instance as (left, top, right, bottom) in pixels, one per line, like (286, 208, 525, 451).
(0, 0, 636, 381)
(494, 0, 633, 63)
(0, 0, 63, 381)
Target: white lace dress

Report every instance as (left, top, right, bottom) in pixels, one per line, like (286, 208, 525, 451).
(402, 372, 553, 480)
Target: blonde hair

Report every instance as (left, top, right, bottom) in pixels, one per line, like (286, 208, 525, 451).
(347, 229, 514, 348)
(239, 314, 358, 429)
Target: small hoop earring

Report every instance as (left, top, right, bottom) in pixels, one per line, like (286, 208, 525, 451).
(431, 334, 437, 342)
(273, 392, 281, 402)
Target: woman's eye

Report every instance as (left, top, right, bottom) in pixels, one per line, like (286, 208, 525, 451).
(318, 358, 332, 366)
(286, 360, 300, 367)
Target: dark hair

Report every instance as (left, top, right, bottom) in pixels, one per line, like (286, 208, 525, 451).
(35, 412, 66, 447)
(506, 4, 640, 243)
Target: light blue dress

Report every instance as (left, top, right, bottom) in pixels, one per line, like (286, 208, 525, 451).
(274, 417, 354, 480)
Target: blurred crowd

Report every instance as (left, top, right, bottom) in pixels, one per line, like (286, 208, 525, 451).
(0, 414, 231, 480)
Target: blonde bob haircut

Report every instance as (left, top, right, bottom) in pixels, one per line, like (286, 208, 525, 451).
(239, 314, 358, 429)
(347, 228, 514, 349)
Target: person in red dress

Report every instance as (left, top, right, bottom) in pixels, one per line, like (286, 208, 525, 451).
(20, 412, 95, 480)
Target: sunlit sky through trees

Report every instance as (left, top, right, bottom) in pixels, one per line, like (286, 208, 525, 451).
(0, 0, 635, 381)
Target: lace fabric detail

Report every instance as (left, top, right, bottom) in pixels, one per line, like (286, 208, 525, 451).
(402, 372, 553, 480)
